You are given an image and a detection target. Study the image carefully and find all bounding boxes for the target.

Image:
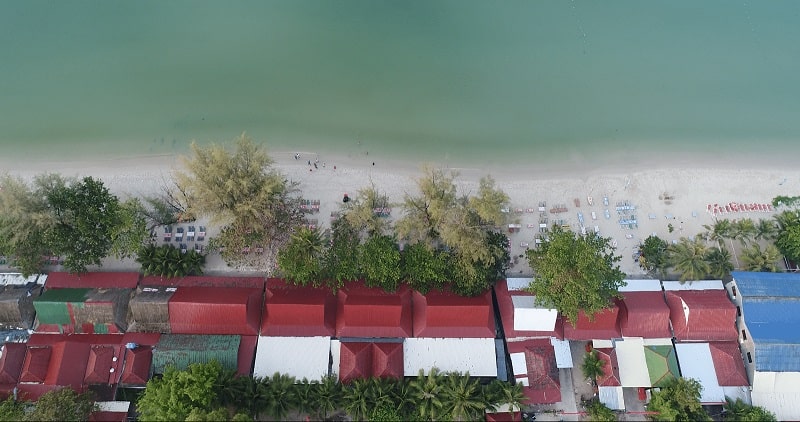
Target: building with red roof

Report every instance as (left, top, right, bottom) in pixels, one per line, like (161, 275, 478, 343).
(708, 341, 749, 386)
(495, 279, 562, 340)
(562, 305, 621, 341)
(665, 290, 737, 342)
(338, 341, 404, 383)
(336, 283, 412, 338)
(0, 343, 25, 386)
(507, 339, 561, 404)
(44, 272, 140, 289)
(618, 291, 671, 338)
(141, 275, 265, 289)
(412, 289, 494, 338)
(594, 348, 621, 387)
(118, 333, 160, 386)
(168, 287, 263, 335)
(262, 282, 336, 336)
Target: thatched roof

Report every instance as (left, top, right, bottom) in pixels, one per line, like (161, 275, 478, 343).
(127, 287, 175, 333)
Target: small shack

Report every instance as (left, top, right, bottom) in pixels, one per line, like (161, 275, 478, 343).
(127, 286, 176, 333)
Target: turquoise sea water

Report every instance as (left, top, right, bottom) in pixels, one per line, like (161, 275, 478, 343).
(2, 0, 800, 169)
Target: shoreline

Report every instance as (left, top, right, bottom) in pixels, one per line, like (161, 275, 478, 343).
(3, 147, 797, 276)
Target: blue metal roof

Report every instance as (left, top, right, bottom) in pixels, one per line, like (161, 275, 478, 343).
(732, 271, 800, 298)
(755, 343, 800, 372)
(742, 298, 800, 344)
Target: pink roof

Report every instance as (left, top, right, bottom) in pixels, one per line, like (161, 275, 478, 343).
(120, 347, 152, 385)
(168, 287, 262, 335)
(495, 280, 563, 340)
(237, 336, 257, 376)
(594, 348, 621, 387)
(411, 290, 494, 338)
(45, 272, 140, 289)
(665, 290, 737, 341)
(708, 341, 749, 386)
(619, 292, 671, 338)
(563, 305, 621, 341)
(141, 275, 265, 289)
(507, 339, 561, 404)
(339, 342, 403, 383)
(336, 284, 412, 338)
(0, 343, 26, 384)
(262, 286, 337, 336)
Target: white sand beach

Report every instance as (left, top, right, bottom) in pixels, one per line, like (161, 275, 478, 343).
(3, 150, 798, 276)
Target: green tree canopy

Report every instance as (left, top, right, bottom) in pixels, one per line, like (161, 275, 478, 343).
(23, 388, 96, 421)
(340, 184, 393, 237)
(722, 397, 777, 421)
(639, 235, 669, 276)
(776, 224, 800, 264)
(321, 218, 362, 290)
(137, 361, 223, 421)
(276, 227, 326, 286)
(175, 135, 304, 271)
(581, 350, 606, 386)
(359, 234, 402, 292)
(740, 243, 781, 272)
(524, 226, 625, 324)
(400, 242, 449, 294)
(584, 398, 616, 422)
(0, 174, 54, 276)
(705, 246, 734, 279)
(668, 237, 711, 282)
(646, 377, 710, 421)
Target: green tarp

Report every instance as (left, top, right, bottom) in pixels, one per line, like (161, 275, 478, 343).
(152, 334, 240, 374)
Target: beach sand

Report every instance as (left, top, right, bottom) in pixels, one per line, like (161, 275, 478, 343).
(3, 150, 798, 276)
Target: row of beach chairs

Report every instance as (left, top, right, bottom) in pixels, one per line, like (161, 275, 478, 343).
(300, 199, 321, 213)
(161, 225, 206, 242)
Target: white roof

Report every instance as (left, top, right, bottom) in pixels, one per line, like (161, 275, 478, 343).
(616, 337, 651, 387)
(511, 296, 557, 331)
(675, 343, 725, 403)
(506, 278, 532, 291)
(0, 273, 43, 286)
(662, 280, 724, 291)
(510, 352, 527, 376)
(618, 279, 662, 292)
(599, 386, 625, 410)
(643, 338, 673, 346)
(550, 337, 573, 368)
(330, 339, 341, 378)
(254, 336, 331, 381)
(593, 339, 614, 349)
(753, 371, 800, 393)
(751, 391, 800, 421)
(95, 401, 131, 412)
(404, 338, 497, 377)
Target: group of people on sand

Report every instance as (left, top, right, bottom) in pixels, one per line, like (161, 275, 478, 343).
(295, 153, 334, 171)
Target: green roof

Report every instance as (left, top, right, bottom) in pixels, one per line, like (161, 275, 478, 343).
(152, 334, 240, 374)
(645, 345, 680, 387)
(33, 288, 92, 325)
(35, 288, 92, 303)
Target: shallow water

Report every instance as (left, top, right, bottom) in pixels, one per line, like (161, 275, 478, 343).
(2, 0, 799, 169)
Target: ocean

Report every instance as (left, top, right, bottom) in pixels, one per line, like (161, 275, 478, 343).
(2, 0, 800, 170)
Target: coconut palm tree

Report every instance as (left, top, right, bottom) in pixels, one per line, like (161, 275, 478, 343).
(705, 246, 734, 279)
(731, 218, 757, 246)
(774, 210, 800, 231)
(262, 372, 297, 420)
(703, 219, 732, 246)
(755, 219, 779, 241)
(390, 376, 416, 419)
(581, 350, 606, 387)
(668, 237, 711, 281)
(365, 377, 396, 410)
(484, 380, 526, 415)
(342, 378, 372, 421)
(409, 368, 445, 421)
(741, 244, 781, 272)
(442, 372, 485, 421)
(312, 375, 341, 420)
(276, 227, 325, 285)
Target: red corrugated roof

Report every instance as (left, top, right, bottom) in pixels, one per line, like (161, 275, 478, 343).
(84, 346, 115, 384)
(89, 410, 128, 422)
(620, 292, 671, 338)
(485, 411, 522, 422)
(168, 287, 262, 335)
(262, 287, 337, 336)
(45, 272, 140, 289)
(507, 339, 561, 404)
(45, 341, 90, 387)
(339, 342, 403, 383)
(0, 343, 26, 384)
(563, 306, 621, 341)
(411, 290, 495, 338)
(120, 347, 152, 386)
(237, 336, 257, 376)
(595, 348, 621, 387)
(665, 290, 738, 341)
(494, 280, 564, 340)
(708, 341, 749, 386)
(141, 275, 265, 289)
(336, 284, 412, 338)
(20, 346, 52, 383)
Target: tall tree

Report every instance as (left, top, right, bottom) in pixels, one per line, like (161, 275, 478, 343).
(109, 198, 149, 259)
(342, 378, 372, 421)
(0, 175, 54, 276)
(175, 135, 304, 271)
(321, 218, 361, 290)
(276, 227, 325, 286)
(442, 372, 485, 421)
(703, 219, 732, 246)
(340, 184, 392, 237)
(581, 350, 606, 387)
(23, 388, 96, 422)
(409, 368, 445, 421)
(740, 243, 781, 272)
(524, 226, 625, 324)
(358, 234, 402, 292)
(261, 373, 297, 420)
(754, 218, 779, 241)
(397, 166, 458, 246)
(775, 224, 800, 264)
(646, 377, 710, 421)
(668, 237, 711, 282)
(731, 218, 757, 246)
(722, 397, 777, 421)
(638, 235, 669, 276)
(400, 242, 450, 294)
(137, 361, 222, 421)
(484, 380, 526, 414)
(584, 398, 616, 422)
(705, 246, 734, 279)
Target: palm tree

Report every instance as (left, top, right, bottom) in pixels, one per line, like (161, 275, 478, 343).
(312, 375, 341, 420)
(442, 372, 485, 421)
(668, 237, 711, 281)
(774, 210, 800, 231)
(365, 377, 396, 410)
(703, 219, 732, 246)
(277, 227, 325, 285)
(740, 244, 781, 272)
(731, 218, 757, 246)
(409, 368, 445, 421)
(342, 378, 372, 421)
(705, 246, 734, 279)
(390, 376, 416, 419)
(262, 372, 297, 420)
(755, 219, 779, 241)
(484, 380, 526, 415)
(581, 350, 606, 387)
